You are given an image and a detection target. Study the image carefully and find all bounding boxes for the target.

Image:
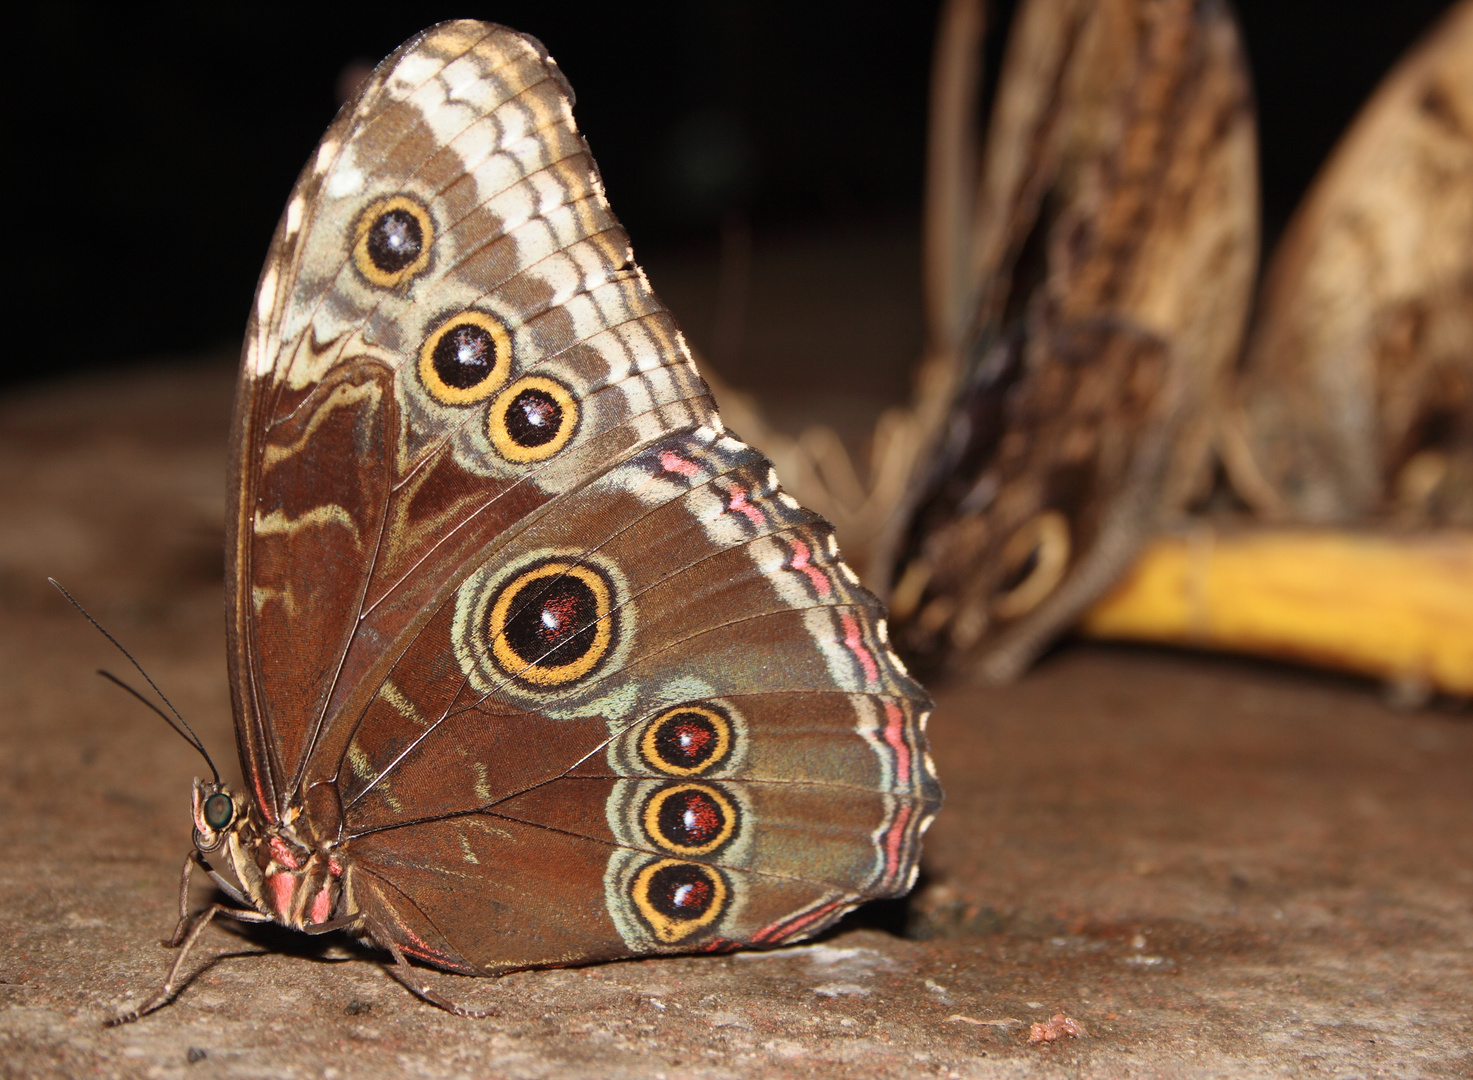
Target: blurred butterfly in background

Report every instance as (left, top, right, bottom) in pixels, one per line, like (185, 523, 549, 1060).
(879, 0, 1259, 682)
(714, 0, 1470, 689)
(1220, 0, 1473, 529)
(707, 0, 1260, 682)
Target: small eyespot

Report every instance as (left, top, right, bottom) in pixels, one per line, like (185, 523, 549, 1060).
(352, 195, 433, 286)
(641, 783, 739, 856)
(487, 376, 579, 462)
(486, 560, 616, 686)
(640, 704, 733, 776)
(203, 792, 234, 831)
(418, 311, 512, 405)
(630, 859, 728, 943)
(991, 509, 1071, 619)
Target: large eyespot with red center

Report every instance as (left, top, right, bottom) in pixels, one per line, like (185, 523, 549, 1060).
(352, 195, 433, 286)
(640, 704, 733, 776)
(630, 859, 728, 943)
(418, 311, 512, 405)
(486, 560, 616, 686)
(641, 783, 739, 856)
(487, 376, 579, 462)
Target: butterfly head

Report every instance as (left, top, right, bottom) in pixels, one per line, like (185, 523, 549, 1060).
(190, 777, 238, 853)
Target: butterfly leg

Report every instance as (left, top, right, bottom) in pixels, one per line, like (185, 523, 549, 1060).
(162, 849, 254, 946)
(106, 902, 273, 1026)
(161, 851, 198, 946)
(380, 936, 500, 1019)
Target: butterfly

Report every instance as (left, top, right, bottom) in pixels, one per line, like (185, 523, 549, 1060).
(1221, 0, 1473, 527)
(875, 0, 1260, 681)
(111, 20, 940, 1023)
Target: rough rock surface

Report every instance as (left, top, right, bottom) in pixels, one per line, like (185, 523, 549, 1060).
(1, 365, 1470, 1078)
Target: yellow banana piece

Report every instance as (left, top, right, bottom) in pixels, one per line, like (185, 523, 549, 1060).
(1082, 527, 1473, 696)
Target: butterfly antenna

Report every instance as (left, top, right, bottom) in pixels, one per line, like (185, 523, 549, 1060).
(47, 578, 221, 785)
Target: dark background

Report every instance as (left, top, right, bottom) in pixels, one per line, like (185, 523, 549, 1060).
(5, 0, 1458, 389)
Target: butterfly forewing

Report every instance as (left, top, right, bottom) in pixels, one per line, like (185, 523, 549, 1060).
(229, 20, 939, 975)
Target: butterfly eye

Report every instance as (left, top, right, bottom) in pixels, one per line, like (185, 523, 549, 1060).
(642, 783, 738, 856)
(418, 312, 512, 405)
(630, 860, 728, 943)
(641, 705, 732, 776)
(487, 560, 615, 686)
(352, 195, 434, 286)
(991, 510, 1071, 619)
(202, 792, 234, 831)
(487, 376, 579, 462)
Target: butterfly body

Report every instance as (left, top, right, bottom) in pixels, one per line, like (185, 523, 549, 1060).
(117, 21, 937, 1020)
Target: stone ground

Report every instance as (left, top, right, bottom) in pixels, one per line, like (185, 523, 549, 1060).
(2, 349, 1471, 1076)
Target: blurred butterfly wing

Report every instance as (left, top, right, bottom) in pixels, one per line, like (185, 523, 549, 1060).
(1224, 0, 1473, 524)
(229, 20, 939, 969)
(888, 0, 1258, 682)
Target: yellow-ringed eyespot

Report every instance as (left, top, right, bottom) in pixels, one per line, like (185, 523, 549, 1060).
(418, 311, 512, 405)
(991, 509, 1071, 619)
(630, 859, 728, 943)
(640, 704, 733, 776)
(488, 376, 579, 462)
(352, 195, 433, 286)
(487, 560, 615, 685)
(641, 783, 739, 856)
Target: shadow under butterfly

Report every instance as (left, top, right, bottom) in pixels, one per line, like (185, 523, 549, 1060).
(103, 21, 940, 1024)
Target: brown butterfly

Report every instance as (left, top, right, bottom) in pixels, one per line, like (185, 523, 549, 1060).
(1221, 0, 1473, 527)
(110, 21, 939, 1023)
(877, 0, 1260, 681)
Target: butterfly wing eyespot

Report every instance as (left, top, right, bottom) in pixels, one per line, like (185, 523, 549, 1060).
(417, 311, 512, 405)
(487, 376, 579, 462)
(352, 195, 433, 286)
(486, 560, 616, 686)
(630, 860, 729, 944)
(991, 509, 1071, 619)
(641, 783, 740, 856)
(640, 705, 734, 776)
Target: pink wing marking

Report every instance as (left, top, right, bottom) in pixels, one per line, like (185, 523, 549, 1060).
(750, 897, 850, 945)
(839, 611, 880, 685)
(878, 800, 915, 890)
(881, 700, 913, 788)
(658, 449, 702, 478)
(726, 484, 766, 526)
(786, 537, 832, 596)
